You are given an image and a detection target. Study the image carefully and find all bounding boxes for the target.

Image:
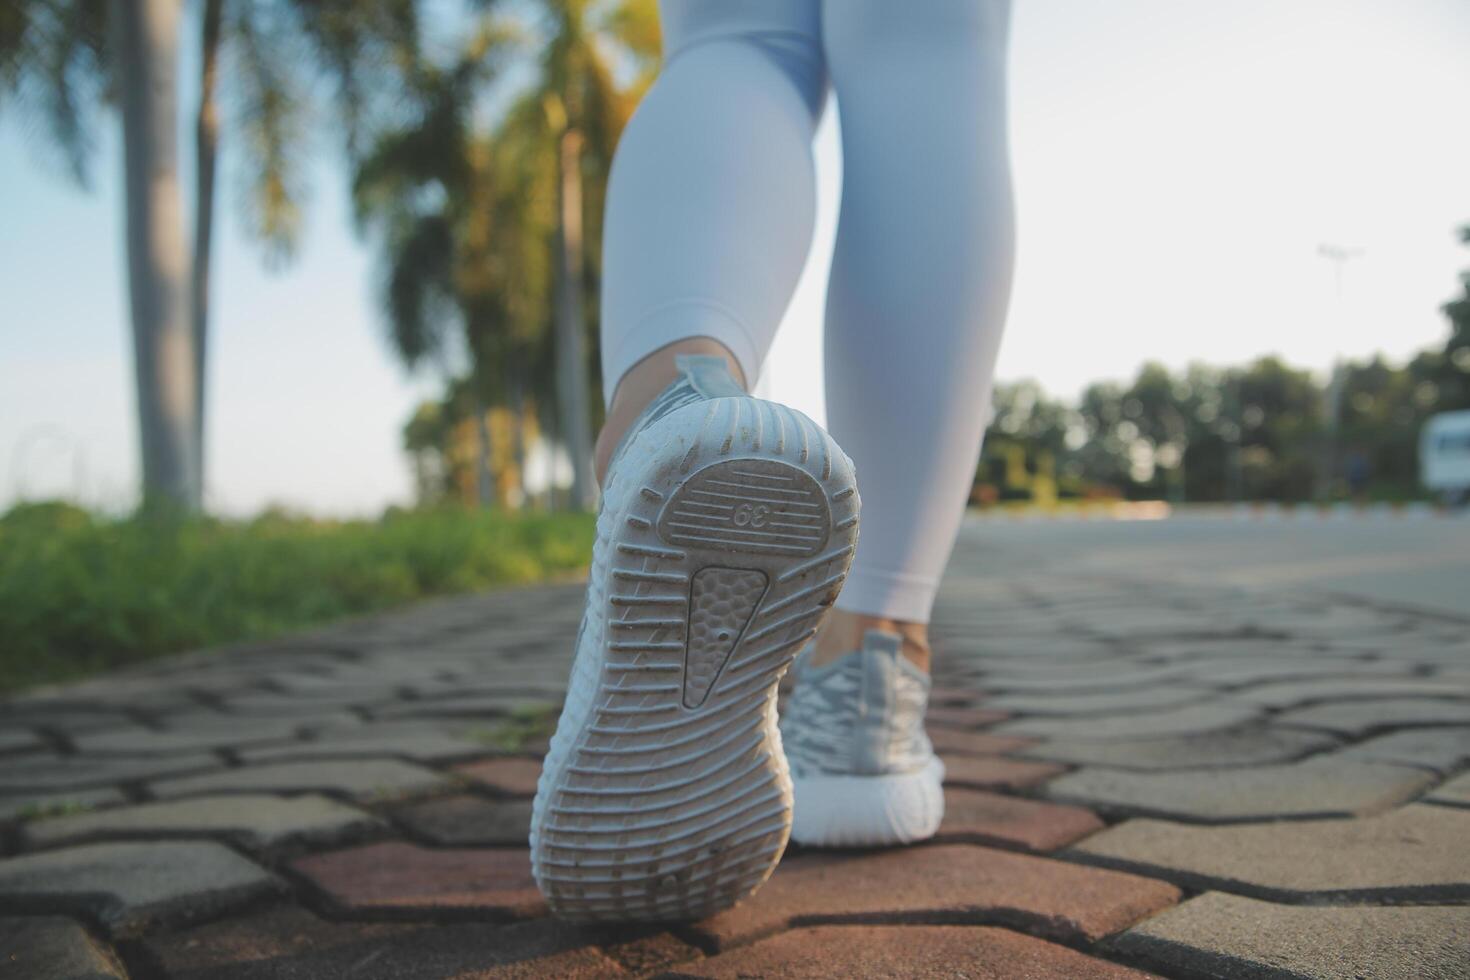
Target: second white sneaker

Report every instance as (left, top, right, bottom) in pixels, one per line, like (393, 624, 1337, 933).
(781, 629, 945, 847)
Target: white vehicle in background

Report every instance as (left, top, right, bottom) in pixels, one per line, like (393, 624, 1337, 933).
(1421, 410, 1470, 507)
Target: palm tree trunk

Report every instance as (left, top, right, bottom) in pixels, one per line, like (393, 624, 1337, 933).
(191, 0, 224, 502)
(472, 387, 494, 509)
(553, 126, 596, 510)
(112, 0, 199, 512)
(508, 366, 527, 509)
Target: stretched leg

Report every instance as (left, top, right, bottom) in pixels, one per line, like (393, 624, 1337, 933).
(595, 0, 827, 482)
(819, 0, 1016, 669)
(534, 1, 864, 921)
(779, 0, 1016, 849)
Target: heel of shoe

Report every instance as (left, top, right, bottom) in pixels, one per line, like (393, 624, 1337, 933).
(790, 757, 945, 848)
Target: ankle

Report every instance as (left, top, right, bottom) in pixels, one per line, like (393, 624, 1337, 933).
(810, 609, 930, 674)
(595, 338, 746, 485)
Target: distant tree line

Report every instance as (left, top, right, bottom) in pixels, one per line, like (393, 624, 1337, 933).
(978, 238, 1470, 505)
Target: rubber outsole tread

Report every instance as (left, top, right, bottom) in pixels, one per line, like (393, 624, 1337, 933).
(531, 395, 859, 922)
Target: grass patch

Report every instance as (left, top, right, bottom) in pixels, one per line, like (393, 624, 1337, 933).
(0, 501, 594, 694)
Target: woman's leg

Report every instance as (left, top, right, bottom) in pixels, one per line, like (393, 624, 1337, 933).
(596, 0, 827, 482)
(818, 0, 1017, 670)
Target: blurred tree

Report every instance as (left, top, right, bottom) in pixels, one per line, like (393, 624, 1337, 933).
(522, 0, 658, 509)
(0, 0, 418, 511)
(353, 15, 525, 509)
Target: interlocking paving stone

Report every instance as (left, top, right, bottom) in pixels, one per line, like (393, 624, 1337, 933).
(21, 793, 381, 851)
(1020, 726, 1338, 771)
(1109, 891, 1470, 980)
(685, 844, 1180, 951)
(682, 924, 1155, 979)
(1045, 757, 1435, 821)
(149, 758, 448, 802)
(1274, 698, 1470, 736)
(0, 787, 126, 822)
(0, 915, 125, 979)
(1231, 677, 1470, 709)
(982, 685, 1217, 716)
(0, 840, 281, 937)
(935, 788, 1103, 851)
(1180, 657, 1411, 686)
(0, 707, 140, 735)
(453, 757, 543, 797)
(369, 694, 555, 721)
(1333, 726, 1470, 773)
(392, 794, 532, 846)
(1072, 804, 1470, 901)
(238, 722, 494, 764)
(0, 729, 45, 755)
(140, 903, 623, 979)
(0, 753, 221, 793)
(1426, 772, 1470, 808)
(995, 701, 1262, 740)
(925, 729, 1036, 757)
(70, 715, 351, 755)
(292, 842, 543, 919)
(940, 754, 1066, 790)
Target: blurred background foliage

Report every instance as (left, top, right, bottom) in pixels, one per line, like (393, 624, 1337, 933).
(975, 238, 1470, 507)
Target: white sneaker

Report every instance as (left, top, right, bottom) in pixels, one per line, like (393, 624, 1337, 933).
(531, 355, 860, 921)
(781, 630, 945, 847)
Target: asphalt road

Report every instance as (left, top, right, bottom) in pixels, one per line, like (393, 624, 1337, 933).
(958, 511, 1470, 620)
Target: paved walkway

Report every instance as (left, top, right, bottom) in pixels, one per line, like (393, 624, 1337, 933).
(2, 524, 1468, 978)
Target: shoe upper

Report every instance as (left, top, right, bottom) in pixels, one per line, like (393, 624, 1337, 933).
(780, 629, 936, 778)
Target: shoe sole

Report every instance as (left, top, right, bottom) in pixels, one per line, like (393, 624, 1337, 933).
(532, 397, 860, 921)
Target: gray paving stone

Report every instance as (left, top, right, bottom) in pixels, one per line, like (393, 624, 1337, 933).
(0, 840, 281, 937)
(995, 700, 1262, 740)
(1072, 804, 1470, 901)
(1333, 727, 1470, 774)
(980, 685, 1216, 716)
(148, 758, 448, 802)
(392, 794, 533, 846)
(1182, 657, 1410, 686)
(69, 714, 352, 755)
(367, 694, 554, 721)
(1109, 891, 1470, 980)
(1046, 757, 1434, 821)
(0, 915, 125, 979)
(0, 753, 221, 793)
(237, 722, 500, 764)
(0, 788, 126, 822)
(1427, 772, 1470, 808)
(0, 707, 140, 735)
(1274, 698, 1470, 736)
(21, 793, 380, 851)
(0, 729, 45, 754)
(1232, 677, 1470, 709)
(1021, 726, 1338, 771)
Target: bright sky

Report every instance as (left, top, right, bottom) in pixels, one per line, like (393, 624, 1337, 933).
(3, 0, 1469, 515)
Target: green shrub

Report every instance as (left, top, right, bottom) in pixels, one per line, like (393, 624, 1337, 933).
(0, 503, 595, 693)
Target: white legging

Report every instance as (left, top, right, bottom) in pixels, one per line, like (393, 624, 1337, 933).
(601, 0, 1016, 624)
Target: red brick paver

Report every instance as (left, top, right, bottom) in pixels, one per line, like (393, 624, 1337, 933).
(684, 843, 1181, 951)
(454, 757, 544, 797)
(926, 728, 1038, 757)
(937, 787, 1104, 851)
(291, 842, 543, 919)
(142, 904, 624, 979)
(941, 754, 1067, 790)
(680, 924, 1159, 979)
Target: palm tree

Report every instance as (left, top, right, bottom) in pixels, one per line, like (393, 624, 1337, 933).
(1, 0, 418, 510)
(525, 0, 658, 509)
(352, 18, 540, 508)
